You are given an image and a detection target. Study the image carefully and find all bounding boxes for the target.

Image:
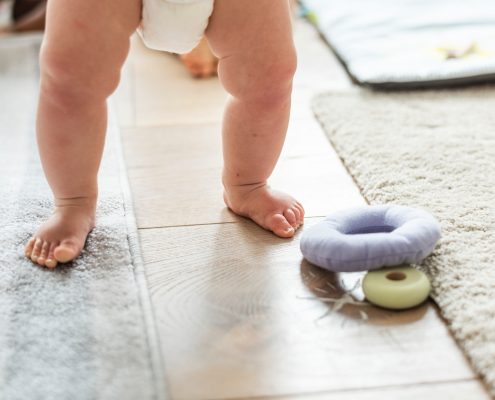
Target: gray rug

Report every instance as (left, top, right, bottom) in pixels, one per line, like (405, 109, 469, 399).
(312, 87, 495, 396)
(0, 35, 167, 400)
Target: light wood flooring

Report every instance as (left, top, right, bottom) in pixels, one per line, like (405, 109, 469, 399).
(113, 18, 491, 400)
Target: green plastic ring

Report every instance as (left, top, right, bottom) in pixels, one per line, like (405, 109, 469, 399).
(362, 266, 431, 310)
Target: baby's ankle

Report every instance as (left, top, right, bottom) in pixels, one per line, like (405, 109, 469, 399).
(223, 180, 267, 198)
(54, 195, 97, 213)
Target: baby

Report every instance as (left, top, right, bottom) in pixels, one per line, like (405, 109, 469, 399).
(25, 0, 305, 269)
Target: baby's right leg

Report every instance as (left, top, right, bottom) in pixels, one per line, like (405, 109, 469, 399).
(25, 0, 141, 268)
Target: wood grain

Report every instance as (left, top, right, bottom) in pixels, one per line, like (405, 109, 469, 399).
(140, 220, 478, 400)
(121, 118, 364, 229)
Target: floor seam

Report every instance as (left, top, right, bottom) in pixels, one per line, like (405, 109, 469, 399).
(216, 377, 481, 400)
(136, 215, 326, 231)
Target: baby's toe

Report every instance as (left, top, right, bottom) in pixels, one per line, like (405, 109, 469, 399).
(283, 208, 298, 229)
(266, 213, 295, 238)
(295, 202, 305, 223)
(24, 237, 36, 258)
(30, 238, 43, 262)
(290, 206, 302, 225)
(45, 243, 58, 269)
(36, 241, 51, 266)
(54, 239, 80, 263)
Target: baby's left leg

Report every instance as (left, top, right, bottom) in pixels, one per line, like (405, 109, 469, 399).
(206, 0, 304, 238)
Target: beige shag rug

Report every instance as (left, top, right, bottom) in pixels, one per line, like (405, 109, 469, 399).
(312, 87, 495, 396)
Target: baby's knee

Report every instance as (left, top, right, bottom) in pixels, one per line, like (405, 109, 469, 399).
(261, 55, 297, 101)
(221, 50, 297, 105)
(39, 44, 121, 107)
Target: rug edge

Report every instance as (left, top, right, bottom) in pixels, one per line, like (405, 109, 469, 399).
(310, 89, 495, 397)
(109, 106, 169, 400)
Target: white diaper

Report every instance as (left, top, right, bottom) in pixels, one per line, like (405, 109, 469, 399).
(138, 0, 214, 54)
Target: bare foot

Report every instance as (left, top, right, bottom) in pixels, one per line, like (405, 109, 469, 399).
(179, 36, 218, 78)
(224, 183, 305, 238)
(24, 197, 96, 268)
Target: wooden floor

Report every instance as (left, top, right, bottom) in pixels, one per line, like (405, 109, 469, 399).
(113, 18, 491, 400)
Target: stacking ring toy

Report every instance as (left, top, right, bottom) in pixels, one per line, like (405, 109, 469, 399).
(300, 205, 441, 272)
(362, 266, 431, 309)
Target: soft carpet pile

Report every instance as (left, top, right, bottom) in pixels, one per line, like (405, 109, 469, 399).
(313, 87, 495, 396)
(0, 36, 166, 399)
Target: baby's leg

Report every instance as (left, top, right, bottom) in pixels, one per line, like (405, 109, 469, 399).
(24, 0, 141, 268)
(206, 0, 304, 238)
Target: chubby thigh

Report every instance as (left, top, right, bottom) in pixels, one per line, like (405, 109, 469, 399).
(41, 0, 141, 91)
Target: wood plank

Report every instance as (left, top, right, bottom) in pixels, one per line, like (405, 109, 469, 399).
(252, 379, 491, 400)
(127, 35, 227, 127)
(112, 57, 135, 127)
(292, 16, 352, 91)
(140, 221, 477, 400)
(121, 119, 364, 228)
(122, 116, 341, 167)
